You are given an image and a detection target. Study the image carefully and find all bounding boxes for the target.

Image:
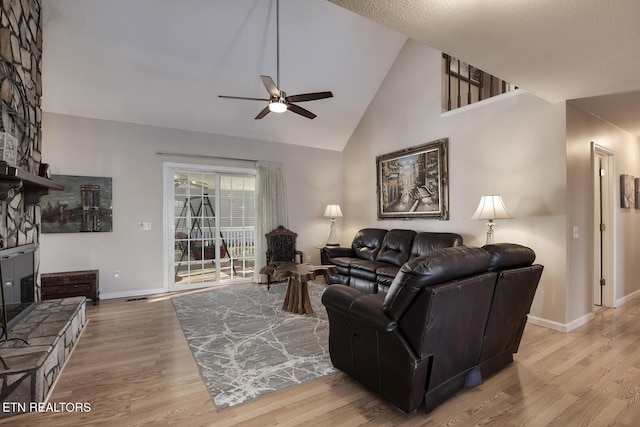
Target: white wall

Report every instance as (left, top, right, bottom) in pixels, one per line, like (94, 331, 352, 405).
(40, 112, 343, 299)
(341, 39, 569, 326)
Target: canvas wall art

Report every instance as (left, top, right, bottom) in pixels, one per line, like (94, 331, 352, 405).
(41, 175, 113, 233)
(376, 138, 449, 220)
(620, 174, 634, 209)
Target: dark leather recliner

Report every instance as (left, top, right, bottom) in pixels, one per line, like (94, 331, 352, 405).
(321, 246, 497, 413)
(322, 228, 463, 293)
(323, 228, 388, 289)
(348, 229, 416, 293)
(321, 243, 543, 414)
(477, 244, 543, 379)
(376, 231, 464, 293)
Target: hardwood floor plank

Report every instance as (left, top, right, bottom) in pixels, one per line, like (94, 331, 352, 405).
(4, 291, 640, 426)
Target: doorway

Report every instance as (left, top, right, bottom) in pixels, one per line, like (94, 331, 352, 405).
(164, 163, 256, 291)
(592, 143, 614, 308)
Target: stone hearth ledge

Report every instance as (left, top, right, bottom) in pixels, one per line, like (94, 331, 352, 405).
(0, 297, 87, 418)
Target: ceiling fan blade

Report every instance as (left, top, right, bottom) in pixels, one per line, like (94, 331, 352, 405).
(287, 103, 317, 119)
(219, 95, 270, 101)
(287, 91, 333, 103)
(260, 75, 280, 98)
(255, 106, 271, 120)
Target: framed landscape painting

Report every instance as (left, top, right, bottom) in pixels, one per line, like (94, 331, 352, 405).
(41, 174, 113, 233)
(376, 138, 449, 220)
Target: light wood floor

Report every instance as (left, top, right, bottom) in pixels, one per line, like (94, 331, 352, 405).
(5, 286, 640, 426)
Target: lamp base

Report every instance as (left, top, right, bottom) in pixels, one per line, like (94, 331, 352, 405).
(485, 220, 496, 245)
(326, 219, 339, 247)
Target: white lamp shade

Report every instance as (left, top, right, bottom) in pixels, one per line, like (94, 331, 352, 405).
(324, 204, 343, 218)
(471, 195, 513, 220)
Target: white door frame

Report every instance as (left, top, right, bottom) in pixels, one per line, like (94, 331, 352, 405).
(591, 143, 615, 308)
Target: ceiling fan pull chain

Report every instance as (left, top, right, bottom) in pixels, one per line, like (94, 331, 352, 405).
(276, 0, 280, 90)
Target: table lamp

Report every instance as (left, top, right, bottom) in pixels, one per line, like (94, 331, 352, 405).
(471, 195, 513, 244)
(324, 204, 343, 246)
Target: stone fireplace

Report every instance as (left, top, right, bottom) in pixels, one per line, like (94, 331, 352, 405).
(0, 0, 87, 418)
(1, 0, 44, 267)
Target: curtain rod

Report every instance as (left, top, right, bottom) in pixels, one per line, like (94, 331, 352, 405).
(156, 151, 257, 163)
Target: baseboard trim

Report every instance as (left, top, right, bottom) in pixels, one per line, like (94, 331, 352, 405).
(527, 312, 595, 333)
(615, 288, 640, 307)
(100, 288, 167, 300)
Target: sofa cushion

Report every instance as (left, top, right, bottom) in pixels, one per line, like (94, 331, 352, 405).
(375, 229, 416, 266)
(483, 243, 536, 271)
(350, 259, 391, 274)
(352, 228, 388, 261)
(330, 256, 360, 268)
(409, 232, 463, 259)
(349, 277, 378, 293)
(350, 260, 389, 283)
(376, 265, 400, 293)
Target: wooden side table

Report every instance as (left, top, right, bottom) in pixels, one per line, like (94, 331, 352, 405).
(41, 270, 100, 305)
(259, 264, 336, 315)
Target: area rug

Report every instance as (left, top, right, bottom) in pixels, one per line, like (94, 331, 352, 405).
(172, 282, 337, 410)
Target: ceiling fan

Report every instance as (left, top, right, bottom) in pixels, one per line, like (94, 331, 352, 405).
(218, 0, 333, 120)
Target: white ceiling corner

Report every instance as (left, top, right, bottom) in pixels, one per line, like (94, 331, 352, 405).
(329, 0, 640, 138)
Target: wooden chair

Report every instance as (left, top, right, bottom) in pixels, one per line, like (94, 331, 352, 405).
(264, 225, 303, 290)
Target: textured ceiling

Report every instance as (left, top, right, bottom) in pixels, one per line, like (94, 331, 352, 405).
(330, 0, 640, 137)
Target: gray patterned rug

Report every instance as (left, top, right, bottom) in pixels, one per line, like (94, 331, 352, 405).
(172, 282, 337, 410)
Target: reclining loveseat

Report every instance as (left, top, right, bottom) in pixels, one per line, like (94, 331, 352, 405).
(321, 243, 543, 414)
(321, 228, 463, 293)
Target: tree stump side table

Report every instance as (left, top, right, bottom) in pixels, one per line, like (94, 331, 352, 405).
(259, 264, 336, 315)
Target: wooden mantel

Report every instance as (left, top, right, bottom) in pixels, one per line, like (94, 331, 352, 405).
(0, 162, 64, 204)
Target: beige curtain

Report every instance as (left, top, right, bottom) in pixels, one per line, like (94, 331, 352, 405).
(253, 161, 288, 283)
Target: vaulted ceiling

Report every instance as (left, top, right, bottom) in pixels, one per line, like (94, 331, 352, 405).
(41, 0, 640, 152)
(41, 0, 406, 152)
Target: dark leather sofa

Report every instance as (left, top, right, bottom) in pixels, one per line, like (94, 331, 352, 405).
(321, 243, 543, 414)
(320, 228, 463, 294)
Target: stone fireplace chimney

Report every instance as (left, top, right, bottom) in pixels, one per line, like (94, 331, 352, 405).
(0, 0, 44, 289)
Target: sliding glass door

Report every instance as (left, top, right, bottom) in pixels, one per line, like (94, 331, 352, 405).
(165, 163, 255, 291)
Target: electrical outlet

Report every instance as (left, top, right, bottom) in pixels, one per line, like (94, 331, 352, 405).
(572, 226, 579, 239)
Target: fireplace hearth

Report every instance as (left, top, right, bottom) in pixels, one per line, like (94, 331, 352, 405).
(0, 297, 86, 418)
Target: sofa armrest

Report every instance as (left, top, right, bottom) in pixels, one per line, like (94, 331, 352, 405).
(321, 286, 396, 331)
(321, 284, 363, 315)
(321, 246, 355, 260)
(350, 294, 397, 332)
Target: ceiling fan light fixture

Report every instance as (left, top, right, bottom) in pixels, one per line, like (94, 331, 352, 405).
(268, 99, 287, 113)
(218, 0, 332, 119)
